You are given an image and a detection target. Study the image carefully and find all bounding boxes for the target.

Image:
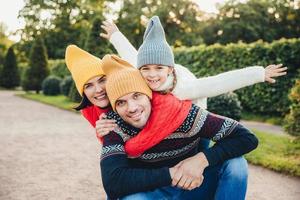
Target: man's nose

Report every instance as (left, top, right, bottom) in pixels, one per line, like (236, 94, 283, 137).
(127, 100, 138, 113)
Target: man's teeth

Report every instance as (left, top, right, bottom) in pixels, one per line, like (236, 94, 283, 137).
(130, 112, 142, 119)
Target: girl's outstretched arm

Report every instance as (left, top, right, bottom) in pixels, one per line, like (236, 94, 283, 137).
(100, 20, 138, 67)
(173, 64, 287, 100)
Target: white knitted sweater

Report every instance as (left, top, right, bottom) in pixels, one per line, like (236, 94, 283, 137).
(109, 31, 265, 109)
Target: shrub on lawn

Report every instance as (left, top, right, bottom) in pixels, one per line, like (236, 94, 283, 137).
(68, 82, 81, 103)
(60, 75, 73, 96)
(49, 59, 70, 78)
(42, 75, 62, 96)
(207, 92, 242, 121)
(284, 78, 300, 136)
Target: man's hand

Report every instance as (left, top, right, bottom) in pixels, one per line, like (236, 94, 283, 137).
(100, 20, 119, 40)
(264, 64, 287, 83)
(169, 152, 209, 191)
(95, 113, 117, 138)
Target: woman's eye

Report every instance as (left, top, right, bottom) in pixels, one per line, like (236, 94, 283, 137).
(99, 79, 106, 84)
(84, 84, 91, 89)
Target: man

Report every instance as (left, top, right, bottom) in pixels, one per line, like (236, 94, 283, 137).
(100, 54, 258, 200)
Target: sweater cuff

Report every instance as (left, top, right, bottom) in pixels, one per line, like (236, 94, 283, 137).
(109, 31, 123, 45)
(202, 148, 220, 166)
(251, 66, 265, 82)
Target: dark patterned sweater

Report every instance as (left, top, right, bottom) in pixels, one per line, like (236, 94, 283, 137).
(100, 105, 258, 199)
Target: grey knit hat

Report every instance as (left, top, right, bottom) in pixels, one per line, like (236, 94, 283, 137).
(137, 16, 175, 69)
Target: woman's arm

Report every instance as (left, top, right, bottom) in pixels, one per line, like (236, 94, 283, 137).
(101, 20, 138, 67)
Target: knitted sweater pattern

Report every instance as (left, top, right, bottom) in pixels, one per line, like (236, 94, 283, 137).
(101, 105, 238, 163)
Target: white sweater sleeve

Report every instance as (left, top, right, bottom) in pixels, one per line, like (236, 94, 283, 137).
(173, 66, 265, 100)
(109, 31, 138, 67)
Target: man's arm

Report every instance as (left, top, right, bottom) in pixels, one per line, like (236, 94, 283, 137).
(171, 111, 258, 190)
(201, 123, 258, 166)
(100, 132, 171, 199)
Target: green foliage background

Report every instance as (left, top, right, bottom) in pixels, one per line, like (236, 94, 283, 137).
(174, 38, 300, 116)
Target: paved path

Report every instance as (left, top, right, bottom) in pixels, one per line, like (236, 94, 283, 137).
(0, 90, 299, 200)
(240, 120, 285, 135)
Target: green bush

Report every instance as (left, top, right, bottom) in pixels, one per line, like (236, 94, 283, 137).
(60, 76, 73, 96)
(68, 82, 81, 103)
(49, 59, 70, 78)
(174, 38, 300, 116)
(22, 37, 49, 93)
(0, 46, 20, 88)
(42, 75, 62, 96)
(284, 79, 300, 136)
(207, 92, 242, 121)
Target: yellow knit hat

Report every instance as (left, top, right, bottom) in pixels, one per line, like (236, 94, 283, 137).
(65, 45, 104, 96)
(102, 54, 152, 111)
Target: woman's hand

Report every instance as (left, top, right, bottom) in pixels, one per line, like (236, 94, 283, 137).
(265, 64, 287, 83)
(95, 113, 117, 138)
(100, 20, 119, 40)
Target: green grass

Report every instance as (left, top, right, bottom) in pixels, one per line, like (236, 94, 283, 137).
(245, 129, 300, 177)
(17, 92, 79, 112)
(242, 112, 283, 126)
(17, 92, 300, 177)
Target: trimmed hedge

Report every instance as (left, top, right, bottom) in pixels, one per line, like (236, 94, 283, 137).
(49, 59, 70, 78)
(174, 38, 300, 116)
(60, 75, 73, 96)
(284, 78, 300, 136)
(42, 75, 62, 96)
(208, 92, 242, 121)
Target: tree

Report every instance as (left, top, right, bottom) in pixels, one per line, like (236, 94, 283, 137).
(84, 17, 114, 58)
(22, 37, 49, 93)
(0, 23, 14, 70)
(114, 0, 205, 48)
(18, 0, 106, 59)
(201, 0, 300, 45)
(0, 46, 20, 88)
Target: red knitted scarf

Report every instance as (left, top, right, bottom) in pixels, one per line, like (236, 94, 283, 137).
(81, 92, 192, 157)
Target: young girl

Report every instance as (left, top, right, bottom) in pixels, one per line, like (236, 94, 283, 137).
(95, 16, 287, 139)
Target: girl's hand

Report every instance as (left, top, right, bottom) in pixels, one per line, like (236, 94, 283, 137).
(95, 113, 117, 138)
(100, 20, 119, 40)
(265, 64, 287, 83)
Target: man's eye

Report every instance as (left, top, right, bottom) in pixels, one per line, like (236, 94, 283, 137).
(133, 93, 141, 99)
(116, 101, 125, 106)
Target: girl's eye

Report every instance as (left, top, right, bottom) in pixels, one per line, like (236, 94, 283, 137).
(141, 67, 149, 71)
